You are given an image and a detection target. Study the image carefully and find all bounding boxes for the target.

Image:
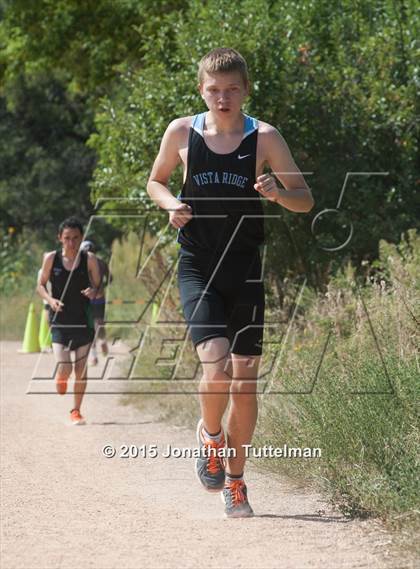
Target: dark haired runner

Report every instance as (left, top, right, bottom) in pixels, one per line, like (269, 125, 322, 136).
(37, 217, 101, 425)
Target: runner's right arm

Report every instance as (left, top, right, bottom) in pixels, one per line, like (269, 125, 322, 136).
(37, 252, 64, 312)
(147, 119, 192, 229)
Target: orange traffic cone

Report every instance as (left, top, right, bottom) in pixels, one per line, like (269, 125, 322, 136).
(19, 302, 40, 353)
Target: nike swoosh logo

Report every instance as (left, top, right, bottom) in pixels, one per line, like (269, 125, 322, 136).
(238, 154, 251, 160)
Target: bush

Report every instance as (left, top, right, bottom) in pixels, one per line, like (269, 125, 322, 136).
(90, 0, 419, 289)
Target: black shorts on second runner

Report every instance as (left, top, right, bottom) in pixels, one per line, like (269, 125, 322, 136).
(177, 246, 265, 356)
(50, 326, 94, 350)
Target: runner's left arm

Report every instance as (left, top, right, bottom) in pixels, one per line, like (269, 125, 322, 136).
(254, 127, 314, 213)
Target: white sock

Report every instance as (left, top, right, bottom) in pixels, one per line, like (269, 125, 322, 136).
(226, 473, 244, 483)
(202, 425, 223, 443)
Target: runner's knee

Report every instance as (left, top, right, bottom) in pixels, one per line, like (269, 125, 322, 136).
(74, 359, 87, 375)
(230, 379, 258, 400)
(202, 368, 231, 385)
(56, 363, 72, 380)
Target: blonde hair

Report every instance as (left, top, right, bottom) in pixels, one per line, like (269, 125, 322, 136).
(198, 48, 249, 86)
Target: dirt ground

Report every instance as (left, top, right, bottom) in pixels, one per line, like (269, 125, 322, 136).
(1, 341, 410, 569)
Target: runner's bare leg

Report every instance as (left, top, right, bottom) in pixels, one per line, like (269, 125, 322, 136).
(196, 337, 232, 434)
(225, 354, 260, 475)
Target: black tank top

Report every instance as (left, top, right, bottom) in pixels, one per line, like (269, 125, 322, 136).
(49, 249, 91, 327)
(177, 112, 265, 253)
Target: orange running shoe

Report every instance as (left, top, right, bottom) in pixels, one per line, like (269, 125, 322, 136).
(221, 478, 254, 518)
(55, 375, 68, 395)
(70, 409, 86, 426)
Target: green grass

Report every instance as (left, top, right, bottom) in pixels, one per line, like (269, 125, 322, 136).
(0, 290, 39, 341)
(1, 236, 47, 341)
(259, 230, 419, 531)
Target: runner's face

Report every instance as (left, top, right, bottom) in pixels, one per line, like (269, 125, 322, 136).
(58, 228, 83, 254)
(199, 71, 248, 116)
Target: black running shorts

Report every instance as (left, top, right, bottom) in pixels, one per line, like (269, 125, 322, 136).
(50, 326, 94, 350)
(177, 246, 265, 356)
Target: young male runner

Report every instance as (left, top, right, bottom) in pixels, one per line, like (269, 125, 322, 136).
(37, 217, 101, 425)
(147, 48, 314, 517)
(80, 240, 111, 366)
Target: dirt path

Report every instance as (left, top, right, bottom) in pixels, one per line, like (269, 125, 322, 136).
(1, 341, 401, 569)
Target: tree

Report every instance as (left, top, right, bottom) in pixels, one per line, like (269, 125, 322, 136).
(0, 0, 186, 97)
(89, 0, 419, 288)
(0, 76, 95, 239)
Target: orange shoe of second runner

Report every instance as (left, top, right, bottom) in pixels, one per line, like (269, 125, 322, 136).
(70, 409, 86, 426)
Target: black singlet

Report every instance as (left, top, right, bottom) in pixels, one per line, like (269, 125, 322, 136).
(49, 249, 91, 327)
(177, 112, 264, 254)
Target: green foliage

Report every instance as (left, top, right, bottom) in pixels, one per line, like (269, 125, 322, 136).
(0, 231, 35, 290)
(0, 76, 95, 238)
(254, 228, 420, 521)
(89, 0, 420, 287)
(0, 0, 187, 244)
(1, 0, 419, 286)
(374, 227, 420, 287)
(0, 230, 42, 339)
(0, 0, 186, 96)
